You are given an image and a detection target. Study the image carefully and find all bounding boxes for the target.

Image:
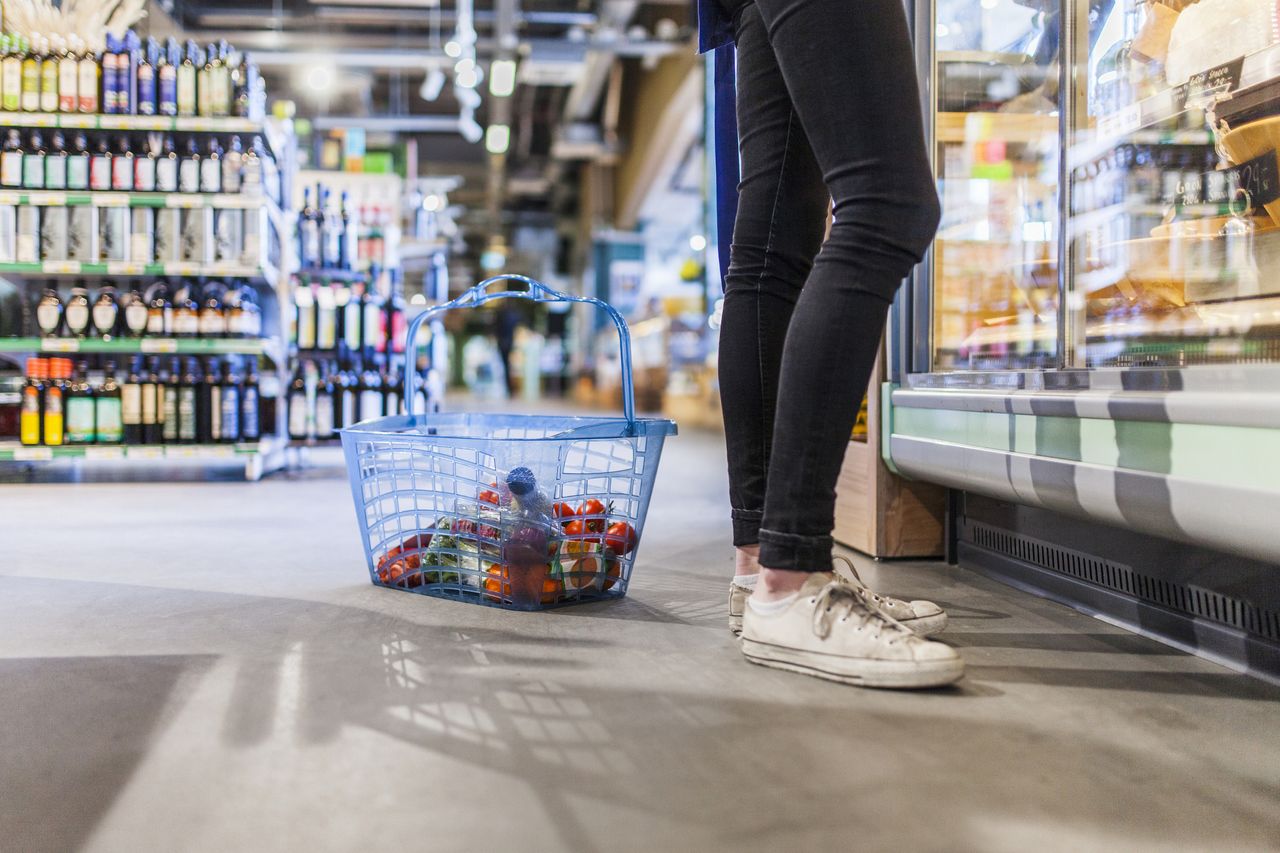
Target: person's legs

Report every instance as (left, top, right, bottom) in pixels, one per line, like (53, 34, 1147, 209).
(752, 0, 941, 581)
(716, 0, 828, 583)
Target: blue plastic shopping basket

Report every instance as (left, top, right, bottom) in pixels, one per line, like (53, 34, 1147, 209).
(340, 275, 678, 610)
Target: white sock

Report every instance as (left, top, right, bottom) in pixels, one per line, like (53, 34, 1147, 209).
(747, 592, 797, 616)
(732, 572, 759, 589)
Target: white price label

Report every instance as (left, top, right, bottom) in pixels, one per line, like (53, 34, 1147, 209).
(60, 114, 95, 129)
(43, 261, 82, 274)
(40, 339, 80, 353)
(13, 447, 53, 461)
(106, 262, 146, 275)
(128, 446, 164, 460)
(27, 113, 55, 127)
(97, 193, 130, 207)
(98, 115, 128, 130)
(140, 338, 179, 354)
(85, 446, 125, 460)
(166, 263, 201, 276)
(1097, 104, 1142, 140)
(27, 192, 66, 206)
(138, 116, 169, 131)
(165, 194, 204, 208)
(0, 191, 18, 205)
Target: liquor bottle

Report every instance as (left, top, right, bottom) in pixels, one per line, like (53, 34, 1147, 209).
(21, 36, 41, 113)
(199, 283, 226, 338)
(333, 359, 354, 431)
(121, 285, 148, 338)
(200, 136, 221, 193)
(287, 363, 308, 440)
(177, 40, 197, 117)
(35, 287, 62, 336)
(222, 135, 242, 193)
(89, 136, 112, 191)
(177, 357, 198, 443)
(57, 36, 77, 113)
(111, 135, 134, 191)
(383, 364, 401, 416)
(156, 133, 178, 192)
(316, 362, 337, 439)
(158, 39, 178, 116)
(1, 36, 21, 112)
(242, 136, 263, 194)
(316, 283, 337, 350)
(146, 282, 172, 336)
(99, 200, 127, 262)
(154, 357, 170, 444)
(181, 201, 207, 263)
(385, 276, 406, 353)
(201, 357, 220, 443)
(39, 37, 58, 113)
(173, 283, 199, 337)
(95, 360, 124, 443)
(363, 281, 383, 352)
(102, 34, 120, 114)
(66, 361, 95, 444)
(343, 283, 363, 351)
(220, 358, 241, 443)
(359, 359, 383, 421)
(120, 31, 139, 116)
(320, 187, 339, 268)
(77, 39, 99, 113)
(299, 186, 319, 269)
(179, 137, 200, 193)
(141, 357, 160, 444)
(211, 42, 231, 117)
(1, 129, 23, 188)
(120, 357, 142, 444)
(91, 285, 120, 339)
(20, 358, 45, 446)
(197, 44, 215, 118)
(295, 280, 316, 350)
(339, 191, 357, 271)
(66, 131, 89, 190)
(135, 133, 157, 191)
(137, 38, 156, 116)
(64, 286, 91, 337)
(43, 358, 66, 446)
(45, 130, 67, 189)
(228, 48, 248, 117)
(22, 130, 45, 189)
(241, 360, 261, 441)
(162, 357, 180, 443)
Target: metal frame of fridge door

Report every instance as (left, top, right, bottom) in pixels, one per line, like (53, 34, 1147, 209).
(892, 0, 1280, 682)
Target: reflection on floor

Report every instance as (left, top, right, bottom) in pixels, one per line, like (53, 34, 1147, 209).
(1, 428, 1278, 852)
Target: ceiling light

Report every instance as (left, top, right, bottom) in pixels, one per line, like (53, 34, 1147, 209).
(444, 40, 462, 58)
(689, 234, 707, 252)
(485, 124, 510, 154)
(489, 59, 517, 97)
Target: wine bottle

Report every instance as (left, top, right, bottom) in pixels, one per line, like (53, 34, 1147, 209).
(162, 357, 180, 443)
(35, 287, 63, 337)
(177, 40, 197, 117)
(137, 38, 156, 116)
(96, 360, 124, 443)
(39, 37, 58, 113)
(141, 357, 160, 444)
(241, 360, 261, 441)
(65, 361, 95, 445)
(45, 130, 67, 189)
(92, 284, 120, 339)
(158, 39, 178, 116)
(1, 129, 23, 188)
(1, 36, 22, 112)
(220, 358, 241, 443)
(21, 130, 44, 190)
(121, 356, 143, 444)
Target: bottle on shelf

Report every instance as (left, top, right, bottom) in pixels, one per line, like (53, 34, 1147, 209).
(111, 135, 134, 191)
(177, 40, 197, 117)
(57, 36, 77, 114)
(99, 198, 127, 262)
(158, 39, 178, 117)
(173, 282, 199, 337)
(145, 282, 173, 337)
(220, 358, 241, 443)
(19, 357, 44, 447)
(320, 187, 339, 269)
(135, 133, 158, 192)
(90, 284, 119, 339)
(102, 34, 120, 115)
(121, 31, 140, 116)
(385, 274, 406, 353)
(299, 186, 319, 269)
(156, 133, 178, 192)
(179, 137, 200, 193)
(35, 287, 62, 337)
(45, 130, 67, 190)
(287, 361, 308, 441)
(335, 358, 356, 430)
(1, 36, 21, 112)
(294, 279, 316, 350)
(201, 356, 220, 444)
(242, 136, 263, 194)
(64, 285, 91, 338)
(177, 357, 198, 444)
(316, 282, 337, 350)
(39, 37, 57, 113)
(342, 281, 362, 352)
(121, 285, 148, 338)
(383, 363, 400, 417)
(222, 135, 242, 194)
(22, 130, 45, 190)
(200, 137, 222, 193)
(66, 360, 95, 445)
(340, 192, 357, 271)
(89, 136, 112, 191)
(66, 131, 89, 191)
(199, 282, 227, 338)
(137, 38, 156, 116)
(77, 37, 99, 114)
(43, 358, 67, 447)
(211, 42, 232, 118)
(162, 357, 180, 444)
(359, 358, 383, 422)
(121, 357, 142, 444)
(141, 357, 160, 444)
(363, 278, 384, 352)
(241, 359, 260, 442)
(21, 36, 41, 113)
(1, 129, 23, 188)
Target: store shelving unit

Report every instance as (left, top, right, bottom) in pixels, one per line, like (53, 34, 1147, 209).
(0, 436, 287, 480)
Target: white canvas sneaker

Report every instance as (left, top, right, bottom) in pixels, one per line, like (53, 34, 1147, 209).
(728, 556, 947, 638)
(740, 573, 964, 689)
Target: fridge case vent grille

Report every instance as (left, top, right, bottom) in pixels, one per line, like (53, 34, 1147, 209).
(965, 520, 1280, 642)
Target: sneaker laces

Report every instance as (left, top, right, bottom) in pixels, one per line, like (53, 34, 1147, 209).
(811, 579, 914, 643)
(832, 554, 896, 615)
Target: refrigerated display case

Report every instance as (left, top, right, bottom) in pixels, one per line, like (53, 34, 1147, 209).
(889, 0, 1280, 677)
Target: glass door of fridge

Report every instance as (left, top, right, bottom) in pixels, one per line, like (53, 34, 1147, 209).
(1065, 0, 1280, 368)
(928, 0, 1062, 371)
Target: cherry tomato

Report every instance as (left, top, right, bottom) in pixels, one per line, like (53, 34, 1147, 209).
(553, 502, 578, 521)
(578, 498, 607, 532)
(563, 519, 587, 538)
(478, 482, 501, 505)
(603, 521, 637, 555)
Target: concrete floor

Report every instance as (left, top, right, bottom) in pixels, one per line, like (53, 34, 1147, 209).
(2, 427, 1279, 853)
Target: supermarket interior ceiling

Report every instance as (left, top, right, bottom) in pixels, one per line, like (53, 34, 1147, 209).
(158, 0, 695, 262)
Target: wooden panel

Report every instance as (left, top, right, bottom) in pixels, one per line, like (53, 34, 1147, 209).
(833, 438, 876, 555)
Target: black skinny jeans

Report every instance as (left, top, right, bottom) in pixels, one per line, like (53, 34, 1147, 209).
(717, 0, 940, 571)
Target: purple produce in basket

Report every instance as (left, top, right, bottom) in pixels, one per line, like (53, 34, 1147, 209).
(499, 467, 559, 607)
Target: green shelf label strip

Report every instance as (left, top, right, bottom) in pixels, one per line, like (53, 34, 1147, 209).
(0, 337, 267, 355)
(0, 191, 270, 210)
(0, 261, 272, 279)
(0, 443, 267, 462)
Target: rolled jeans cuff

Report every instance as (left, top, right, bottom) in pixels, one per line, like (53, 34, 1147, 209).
(758, 528, 833, 572)
(731, 508, 763, 547)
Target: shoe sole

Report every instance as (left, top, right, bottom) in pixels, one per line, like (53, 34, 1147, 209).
(729, 614, 743, 636)
(741, 637, 964, 689)
(736, 611, 946, 639)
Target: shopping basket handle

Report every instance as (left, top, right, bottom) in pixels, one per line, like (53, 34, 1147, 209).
(403, 274, 637, 427)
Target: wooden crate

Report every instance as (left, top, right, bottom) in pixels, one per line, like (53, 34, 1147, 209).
(833, 351, 946, 558)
